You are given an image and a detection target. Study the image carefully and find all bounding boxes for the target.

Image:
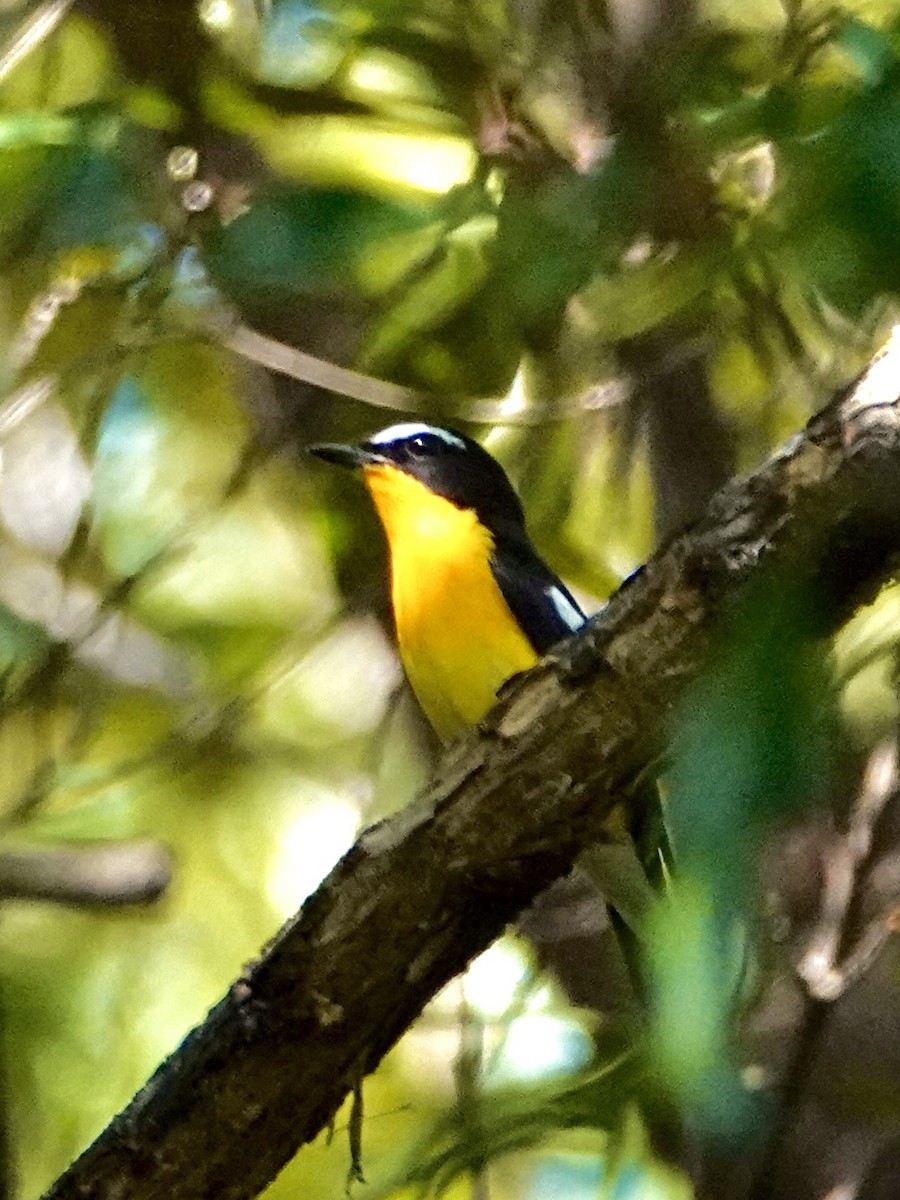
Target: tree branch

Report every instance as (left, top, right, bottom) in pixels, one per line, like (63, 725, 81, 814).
(42, 330, 900, 1200)
(0, 840, 172, 908)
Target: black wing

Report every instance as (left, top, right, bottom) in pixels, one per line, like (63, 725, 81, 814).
(490, 536, 586, 656)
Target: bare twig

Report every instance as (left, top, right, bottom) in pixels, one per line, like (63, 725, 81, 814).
(749, 738, 900, 1200)
(225, 322, 629, 426)
(0, 0, 73, 85)
(0, 839, 172, 907)
(798, 740, 900, 1000)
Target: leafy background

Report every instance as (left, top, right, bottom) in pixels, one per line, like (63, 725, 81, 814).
(3, 0, 900, 1196)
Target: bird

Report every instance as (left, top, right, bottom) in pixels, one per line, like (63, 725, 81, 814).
(312, 424, 660, 996)
(309, 422, 586, 741)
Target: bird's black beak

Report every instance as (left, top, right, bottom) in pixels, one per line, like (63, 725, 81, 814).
(308, 442, 384, 469)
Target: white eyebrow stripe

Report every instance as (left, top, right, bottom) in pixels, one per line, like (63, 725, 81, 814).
(368, 423, 466, 450)
(548, 586, 585, 631)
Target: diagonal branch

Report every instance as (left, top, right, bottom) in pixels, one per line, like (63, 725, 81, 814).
(42, 330, 900, 1200)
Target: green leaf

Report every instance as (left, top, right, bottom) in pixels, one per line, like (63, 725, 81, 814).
(205, 182, 433, 299)
(0, 602, 53, 700)
(371, 1048, 645, 1197)
(357, 213, 494, 370)
(578, 248, 720, 343)
(667, 572, 834, 881)
(837, 17, 896, 87)
(647, 571, 836, 1143)
(0, 13, 117, 112)
(784, 54, 900, 306)
(647, 879, 762, 1144)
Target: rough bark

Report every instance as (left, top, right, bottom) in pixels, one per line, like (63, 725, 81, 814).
(42, 330, 900, 1200)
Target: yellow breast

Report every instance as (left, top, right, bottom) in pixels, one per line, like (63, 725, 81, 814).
(363, 464, 537, 741)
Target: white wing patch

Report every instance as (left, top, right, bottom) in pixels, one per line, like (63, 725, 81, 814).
(368, 423, 466, 450)
(548, 586, 585, 631)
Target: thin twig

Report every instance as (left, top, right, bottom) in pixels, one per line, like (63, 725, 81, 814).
(0, 0, 73, 85)
(798, 739, 899, 1000)
(749, 739, 900, 1200)
(225, 322, 629, 426)
(0, 839, 172, 906)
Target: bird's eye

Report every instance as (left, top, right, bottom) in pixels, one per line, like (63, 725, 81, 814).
(399, 429, 461, 458)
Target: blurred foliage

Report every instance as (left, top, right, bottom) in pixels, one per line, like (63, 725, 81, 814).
(1, 0, 900, 1197)
(648, 573, 835, 1144)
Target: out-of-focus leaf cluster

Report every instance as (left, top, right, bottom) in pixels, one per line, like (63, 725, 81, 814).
(648, 573, 836, 1144)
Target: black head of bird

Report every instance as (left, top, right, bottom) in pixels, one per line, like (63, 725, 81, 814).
(310, 423, 528, 538)
(310, 422, 585, 740)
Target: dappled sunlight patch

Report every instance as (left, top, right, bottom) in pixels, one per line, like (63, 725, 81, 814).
(834, 578, 900, 739)
(491, 1014, 593, 1083)
(265, 786, 361, 916)
(399, 937, 593, 1099)
(0, 399, 89, 556)
(260, 614, 402, 744)
(130, 493, 331, 627)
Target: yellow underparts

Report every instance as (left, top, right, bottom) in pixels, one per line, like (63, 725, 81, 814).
(363, 464, 537, 741)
